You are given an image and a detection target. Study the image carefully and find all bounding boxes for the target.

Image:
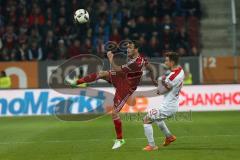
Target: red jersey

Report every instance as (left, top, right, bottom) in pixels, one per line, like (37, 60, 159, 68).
(120, 55, 148, 90)
(108, 55, 148, 112)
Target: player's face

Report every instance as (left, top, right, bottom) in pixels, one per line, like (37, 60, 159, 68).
(127, 43, 135, 57)
(164, 57, 173, 69)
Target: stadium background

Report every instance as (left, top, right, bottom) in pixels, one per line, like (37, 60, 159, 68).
(0, 0, 239, 160)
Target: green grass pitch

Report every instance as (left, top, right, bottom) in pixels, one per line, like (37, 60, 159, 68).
(0, 111, 239, 160)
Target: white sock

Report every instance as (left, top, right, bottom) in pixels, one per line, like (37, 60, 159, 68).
(143, 124, 155, 146)
(156, 120, 172, 137)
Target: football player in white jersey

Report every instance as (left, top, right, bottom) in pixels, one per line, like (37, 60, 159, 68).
(142, 52, 184, 151)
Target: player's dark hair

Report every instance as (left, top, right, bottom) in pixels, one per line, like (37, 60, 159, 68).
(165, 52, 180, 64)
(129, 40, 140, 49)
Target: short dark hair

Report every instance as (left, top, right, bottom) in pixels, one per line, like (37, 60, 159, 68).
(1, 71, 6, 77)
(129, 40, 140, 49)
(165, 52, 180, 64)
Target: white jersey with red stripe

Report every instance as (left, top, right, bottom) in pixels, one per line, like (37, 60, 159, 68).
(160, 66, 184, 113)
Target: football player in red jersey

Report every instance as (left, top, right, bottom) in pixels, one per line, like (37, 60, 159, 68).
(65, 40, 157, 149)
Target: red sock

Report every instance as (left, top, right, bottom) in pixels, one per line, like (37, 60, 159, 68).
(113, 118, 123, 139)
(77, 73, 99, 84)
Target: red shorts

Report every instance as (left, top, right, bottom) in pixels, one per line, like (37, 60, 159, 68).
(107, 71, 135, 112)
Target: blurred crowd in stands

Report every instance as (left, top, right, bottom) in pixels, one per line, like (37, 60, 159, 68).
(0, 0, 201, 61)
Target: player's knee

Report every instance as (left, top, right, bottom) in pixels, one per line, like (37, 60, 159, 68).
(98, 71, 108, 78)
(111, 110, 119, 119)
(143, 116, 151, 124)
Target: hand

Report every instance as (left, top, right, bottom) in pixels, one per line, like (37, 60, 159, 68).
(107, 51, 113, 62)
(164, 70, 171, 76)
(161, 75, 166, 81)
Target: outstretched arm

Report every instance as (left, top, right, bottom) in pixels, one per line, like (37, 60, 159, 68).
(157, 76, 171, 95)
(145, 63, 158, 86)
(107, 51, 122, 72)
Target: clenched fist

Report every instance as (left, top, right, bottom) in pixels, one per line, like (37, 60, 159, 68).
(107, 51, 114, 62)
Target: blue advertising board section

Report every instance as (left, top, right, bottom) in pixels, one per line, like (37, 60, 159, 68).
(1, 85, 240, 117)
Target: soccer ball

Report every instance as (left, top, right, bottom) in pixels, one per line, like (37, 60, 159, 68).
(74, 9, 89, 24)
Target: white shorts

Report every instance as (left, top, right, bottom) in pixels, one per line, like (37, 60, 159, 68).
(146, 108, 176, 122)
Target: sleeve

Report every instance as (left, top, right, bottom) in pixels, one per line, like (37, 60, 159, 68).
(144, 57, 149, 66)
(157, 80, 169, 94)
(163, 73, 179, 89)
(121, 60, 137, 73)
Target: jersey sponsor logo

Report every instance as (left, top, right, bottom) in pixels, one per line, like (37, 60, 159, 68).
(127, 71, 143, 77)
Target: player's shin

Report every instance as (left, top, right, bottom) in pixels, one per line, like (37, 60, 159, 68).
(112, 112, 123, 139)
(143, 124, 155, 147)
(156, 120, 172, 137)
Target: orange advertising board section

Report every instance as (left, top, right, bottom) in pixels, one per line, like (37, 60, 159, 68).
(0, 61, 39, 88)
(203, 56, 240, 83)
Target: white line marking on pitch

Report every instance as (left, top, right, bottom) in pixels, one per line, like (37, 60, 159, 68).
(0, 135, 239, 145)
